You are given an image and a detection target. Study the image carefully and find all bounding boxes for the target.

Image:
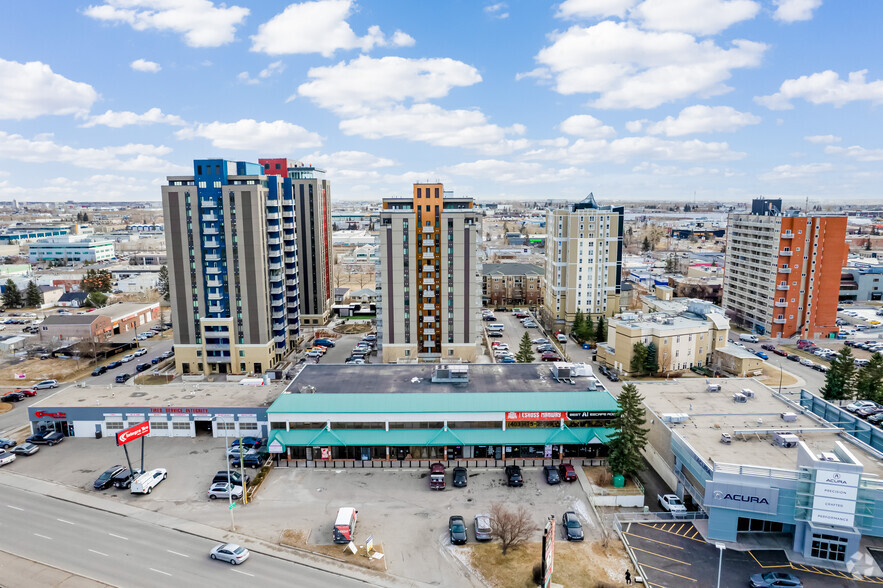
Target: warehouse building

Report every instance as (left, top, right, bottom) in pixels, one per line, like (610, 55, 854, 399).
(638, 378, 883, 569)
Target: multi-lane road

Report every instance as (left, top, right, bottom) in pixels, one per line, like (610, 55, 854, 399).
(0, 484, 371, 588)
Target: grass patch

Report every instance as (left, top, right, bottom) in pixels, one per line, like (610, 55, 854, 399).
(468, 540, 630, 588)
(0, 402, 12, 414)
(332, 323, 373, 335)
(757, 364, 800, 387)
(279, 528, 386, 570)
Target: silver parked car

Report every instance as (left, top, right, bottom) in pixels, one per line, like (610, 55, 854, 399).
(208, 482, 243, 500)
(209, 543, 250, 565)
(474, 513, 492, 541)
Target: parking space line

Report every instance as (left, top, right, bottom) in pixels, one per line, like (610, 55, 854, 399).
(630, 546, 691, 566)
(674, 524, 685, 534)
(635, 522, 706, 543)
(623, 532, 684, 549)
(7, 505, 23, 511)
(636, 562, 696, 582)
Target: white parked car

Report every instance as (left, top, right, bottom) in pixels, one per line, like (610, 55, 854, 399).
(0, 450, 16, 467)
(121, 354, 135, 363)
(493, 343, 510, 351)
(208, 482, 243, 500)
(134, 348, 147, 357)
(800, 358, 814, 367)
(846, 400, 880, 413)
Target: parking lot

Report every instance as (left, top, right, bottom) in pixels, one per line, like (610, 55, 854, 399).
(2, 435, 602, 586)
(481, 308, 551, 363)
(623, 520, 880, 588)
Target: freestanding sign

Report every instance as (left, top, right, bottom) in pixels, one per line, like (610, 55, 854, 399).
(542, 515, 555, 588)
(116, 421, 150, 446)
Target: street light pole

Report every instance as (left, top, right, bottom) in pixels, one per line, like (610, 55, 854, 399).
(778, 359, 783, 395)
(716, 543, 725, 588)
(213, 416, 234, 531)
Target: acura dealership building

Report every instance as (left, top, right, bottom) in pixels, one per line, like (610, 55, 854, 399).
(640, 378, 883, 567)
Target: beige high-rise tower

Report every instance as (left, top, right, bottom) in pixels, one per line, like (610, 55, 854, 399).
(542, 194, 624, 331)
(377, 183, 482, 363)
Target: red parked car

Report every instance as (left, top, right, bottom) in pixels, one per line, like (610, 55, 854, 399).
(541, 352, 561, 362)
(13, 389, 37, 397)
(558, 463, 577, 482)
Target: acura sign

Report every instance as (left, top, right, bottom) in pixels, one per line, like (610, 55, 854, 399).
(705, 481, 779, 514)
(116, 421, 150, 446)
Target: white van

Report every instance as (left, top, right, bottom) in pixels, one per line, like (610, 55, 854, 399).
(739, 334, 759, 343)
(487, 324, 505, 332)
(332, 507, 358, 544)
(854, 358, 870, 367)
(130, 468, 167, 494)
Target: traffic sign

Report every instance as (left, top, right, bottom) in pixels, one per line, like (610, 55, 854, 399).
(228, 502, 236, 510)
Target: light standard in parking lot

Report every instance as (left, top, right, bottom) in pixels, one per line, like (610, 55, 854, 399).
(715, 542, 726, 588)
(212, 415, 235, 531)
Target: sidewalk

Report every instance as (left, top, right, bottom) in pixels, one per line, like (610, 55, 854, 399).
(0, 471, 425, 588)
(0, 549, 113, 588)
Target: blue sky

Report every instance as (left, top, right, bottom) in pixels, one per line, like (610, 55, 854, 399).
(1, 0, 883, 203)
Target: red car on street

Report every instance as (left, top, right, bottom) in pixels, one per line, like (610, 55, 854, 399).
(13, 389, 37, 397)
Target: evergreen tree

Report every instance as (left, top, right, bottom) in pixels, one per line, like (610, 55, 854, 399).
(157, 265, 170, 302)
(82, 212, 89, 222)
(630, 342, 648, 375)
(855, 352, 883, 403)
(571, 309, 586, 342)
(2, 279, 22, 308)
(24, 280, 43, 308)
(644, 341, 659, 374)
(606, 383, 649, 478)
(641, 236, 651, 252)
(515, 332, 534, 363)
(584, 314, 595, 342)
(595, 315, 606, 342)
(820, 346, 857, 403)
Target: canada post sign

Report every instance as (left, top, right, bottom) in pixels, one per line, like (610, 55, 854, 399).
(705, 481, 779, 514)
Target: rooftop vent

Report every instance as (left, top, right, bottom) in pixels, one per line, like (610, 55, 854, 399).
(818, 452, 840, 462)
(432, 364, 469, 383)
(780, 412, 797, 422)
(772, 432, 798, 448)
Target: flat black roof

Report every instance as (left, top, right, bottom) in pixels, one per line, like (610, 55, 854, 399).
(285, 363, 600, 395)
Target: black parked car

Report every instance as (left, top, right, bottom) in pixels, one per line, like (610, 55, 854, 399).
(2, 392, 25, 402)
(107, 360, 123, 369)
(543, 465, 560, 484)
(562, 511, 584, 541)
(505, 465, 523, 487)
(212, 470, 251, 486)
(230, 451, 270, 469)
(448, 515, 468, 545)
(452, 466, 467, 488)
(488, 331, 503, 338)
(94, 465, 127, 490)
(112, 468, 143, 489)
(91, 366, 107, 376)
(787, 354, 801, 362)
(26, 431, 64, 446)
(135, 363, 150, 372)
(115, 373, 131, 383)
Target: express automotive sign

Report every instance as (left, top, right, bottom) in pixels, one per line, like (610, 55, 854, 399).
(116, 421, 150, 446)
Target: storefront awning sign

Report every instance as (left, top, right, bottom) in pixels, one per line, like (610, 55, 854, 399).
(506, 411, 618, 422)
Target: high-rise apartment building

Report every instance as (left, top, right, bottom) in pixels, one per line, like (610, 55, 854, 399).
(377, 183, 481, 363)
(722, 198, 847, 339)
(162, 159, 299, 376)
(542, 194, 623, 330)
(259, 158, 333, 326)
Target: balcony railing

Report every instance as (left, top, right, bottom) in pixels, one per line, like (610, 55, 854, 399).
(270, 287, 283, 295)
(204, 240, 220, 248)
(200, 200, 217, 208)
(205, 254, 221, 262)
(268, 238, 281, 245)
(422, 239, 435, 247)
(203, 214, 219, 222)
(269, 263, 282, 270)
(207, 293, 224, 301)
(203, 227, 219, 235)
(283, 222, 294, 230)
(778, 267, 791, 273)
(424, 303, 435, 310)
(776, 284, 789, 291)
(267, 212, 280, 220)
(208, 305, 225, 313)
(422, 226, 435, 233)
(422, 290, 435, 298)
(781, 232, 794, 239)
(206, 267, 221, 275)
(423, 278, 435, 286)
(775, 301, 788, 308)
(206, 279, 222, 287)
(773, 318, 787, 324)
(779, 250, 792, 256)
(284, 246, 295, 253)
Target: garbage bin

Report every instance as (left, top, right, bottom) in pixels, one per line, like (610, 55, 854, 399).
(95, 430, 102, 439)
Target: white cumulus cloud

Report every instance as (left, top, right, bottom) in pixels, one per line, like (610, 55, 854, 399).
(80, 108, 186, 128)
(756, 70, 883, 110)
(527, 21, 766, 109)
(442, 159, 587, 185)
(0, 58, 98, 120)
(130, 58, 161, 73)
(484, 3, 509, 19)
(297, 55, 482, 115)
(639, 105, 760, 136)
(560, 114, 616, 139)
(804, 134, 840, 144)
(758, 162, 832, 181)
(631, 0, 760, 36)
(825, 145, 883, 162)
(521, 135, 744, 164)
(251, 0, 414, 57)
(773, 0, 822, 23)
(556, 0, 637, 19)
(300, 150, 398, 169)
(176, 119, 323, 152)
(237, 60, 286, 85)
(84, 0, 249, 48)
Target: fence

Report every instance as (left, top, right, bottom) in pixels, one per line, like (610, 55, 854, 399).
(277, 457, 607, 469)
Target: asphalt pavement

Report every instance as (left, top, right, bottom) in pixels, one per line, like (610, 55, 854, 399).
(0, 483, 374, 588)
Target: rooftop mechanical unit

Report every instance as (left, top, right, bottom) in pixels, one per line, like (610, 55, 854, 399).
(733, 392, 747, 403)
(772, 432, 799, 448)
(661, 413, 690, 424)
(818, 452, 840, 462)
(780, 412, 797, 422)
(741, 388, 755, 398)
(432, 365, 469, 383)
(720, 433, 732, 444)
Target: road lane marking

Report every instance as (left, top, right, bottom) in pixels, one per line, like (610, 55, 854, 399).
(7, 505, 24, 511)
(34, 533, 52, 540)
(108, 533, 128, 540)
(166, 550, 189, 558)
(231, 569, 254, 577)
(149, 568, 172, 577)
(57, 519, 75, 525)
(88, 549, 108, 557)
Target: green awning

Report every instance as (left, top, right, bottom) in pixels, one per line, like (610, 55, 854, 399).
(270, 427, 612, 448)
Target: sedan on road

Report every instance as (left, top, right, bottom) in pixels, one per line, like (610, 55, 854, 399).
(106, 360, 123, 369)
(541, 352, 561, 362)
(449, 516, 468, 545)
(754, 351, 769, 360)
(14, 388, 37, 397)
(12, 443, 38, 456)
(94, 465, 127, 490)
(208, 482, 244, 500)
(532, 338, 550, 345)
(210, 543, 250, 565)
(562, 511, 584, 541)
(91, 366, 108, 376)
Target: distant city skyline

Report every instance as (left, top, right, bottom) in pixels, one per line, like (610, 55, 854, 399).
(2, 1, 883, 202)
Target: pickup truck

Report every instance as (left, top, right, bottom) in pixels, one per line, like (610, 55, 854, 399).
(658, 494, 687, 515)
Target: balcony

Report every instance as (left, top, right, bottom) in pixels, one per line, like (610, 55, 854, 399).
(208, 305, 225, 314)
(200, 200, 217, 208)
(270, 287, 283, 295)
(773, 318, 787, 324)
(204, 240, 220, 248)
(203, 227, 219, 235)
(273, 321, 285, 331)
(422, 315, 435, 323)
(207, 292, 224, 301)
(284, 245, 295, 253)
(205, 343, 230, 351)
(206, 267, 221, 275)
(423, 303, 435, 310)
(423, 278, 435, 286)
(423, 265, 435, 272)
(423, 328, 436, 335)
(778, 267, 791, 274)
(267, 212, 280, 220)
(268, 238, 281, 245)
(776, 284, 789, 291)
(288, 313, 299, 321)
(781, 232, 794, 239)
(422, 239, 435, 247)
(286, 279, 297, 286)
(206, 279, 222, 287)
(203, 214, 219, 222)
(779, 250, 793, 257)
(422, 290, 435, 298)
(422, 226, 435, 233)
(283, 222, 294, 230)
(269, 263, 282, 271)
(421, 252, 435, 260)
(205, 254, 221, 262)
(274, 335, 286, 344)
(775, 301, 788, 308)
(272, 310, 285, 319)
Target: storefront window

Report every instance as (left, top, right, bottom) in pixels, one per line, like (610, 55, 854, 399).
(811, 533, 847, 562)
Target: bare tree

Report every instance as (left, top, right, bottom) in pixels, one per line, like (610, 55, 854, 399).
(489, 502, 537, 555)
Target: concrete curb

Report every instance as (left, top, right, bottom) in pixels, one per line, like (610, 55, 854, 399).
(0, 471, 424, 588)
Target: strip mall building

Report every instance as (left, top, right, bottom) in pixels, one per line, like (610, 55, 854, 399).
(267, 364, 619, 463)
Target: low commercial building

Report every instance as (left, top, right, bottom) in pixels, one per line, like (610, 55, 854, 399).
(482, 263, 544, 307)
(39, 315, 113, 342)
(38, 285, 64, 307)
(268, 364, 618, 463)
(711, 344, 764, 377)
(57, 292, 89, 307)
(28, 235, 115, 263)
(638, 378, 883, 569)
(92, 302, 160, 334)
(596, 299, 729, 376)
(840, 264, 883, 302)
(26, 382, 281, 439)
